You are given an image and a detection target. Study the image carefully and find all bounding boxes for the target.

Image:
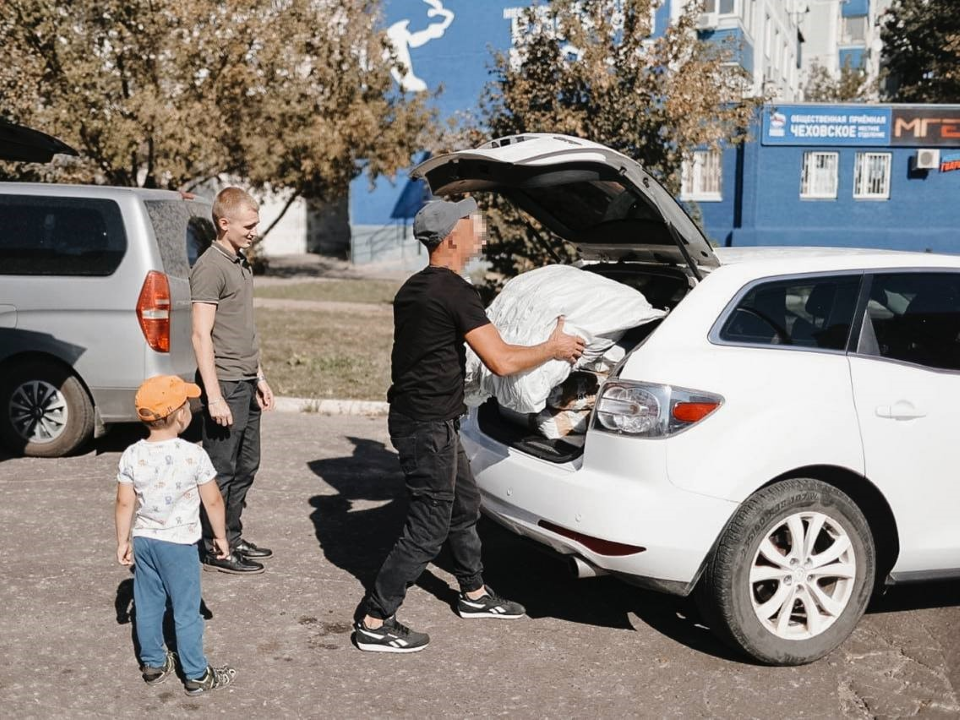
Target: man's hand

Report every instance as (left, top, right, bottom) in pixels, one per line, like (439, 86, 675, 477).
(207, 397, 233, 427)
(212, 537, 231, 560)
(548, 316, 586, 364)
(256, 379, 275, 411)
(117, 541, 133, 566)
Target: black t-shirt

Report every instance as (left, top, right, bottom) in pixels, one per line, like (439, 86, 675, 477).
(387, 266, 491, 420)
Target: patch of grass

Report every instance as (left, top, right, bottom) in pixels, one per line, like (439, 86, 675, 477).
(256, 307, 393, 401)
(254, 279, 403, 305)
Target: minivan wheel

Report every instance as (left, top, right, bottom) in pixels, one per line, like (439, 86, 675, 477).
(696, 478, 875, 666)
(0, 360, 95, 457)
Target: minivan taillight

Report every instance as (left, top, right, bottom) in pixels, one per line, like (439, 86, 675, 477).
(136, 271, 171, 353)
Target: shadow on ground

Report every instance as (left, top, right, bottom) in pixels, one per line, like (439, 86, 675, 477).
(305, 436, 742, 661)
(306, 436, 960, 664)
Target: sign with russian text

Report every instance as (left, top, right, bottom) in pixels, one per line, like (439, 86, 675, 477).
(891, 108, 960, 147)
(940, 152, 960, 173)
(761, 105, 892, 146)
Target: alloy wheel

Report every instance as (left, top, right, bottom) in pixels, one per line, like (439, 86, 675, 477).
(9, 380, 69, 444)
(749, 511, 857, 640)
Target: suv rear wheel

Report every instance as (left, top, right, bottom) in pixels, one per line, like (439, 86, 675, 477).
(697, 478, 875, 665)
(0, 360, 95, 457)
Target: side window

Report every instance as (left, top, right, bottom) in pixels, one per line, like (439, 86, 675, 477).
(0, 196, 127, 276)
(720, 275, 862, 350)
(859, 272, 960, 372)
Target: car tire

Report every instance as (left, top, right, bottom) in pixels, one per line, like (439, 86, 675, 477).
(0, 360, 95, 458)
(696, 478, 875, 666)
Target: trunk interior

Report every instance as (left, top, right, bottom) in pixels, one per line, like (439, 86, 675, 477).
(474, 262, 693, 463)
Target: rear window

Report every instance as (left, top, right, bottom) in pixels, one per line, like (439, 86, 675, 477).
(144, 200, 214, 277)
(0, 195, 127, 276)
(720, 275, 862, 350)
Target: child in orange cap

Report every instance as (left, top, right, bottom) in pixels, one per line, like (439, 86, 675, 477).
(114, 375, 236, 696)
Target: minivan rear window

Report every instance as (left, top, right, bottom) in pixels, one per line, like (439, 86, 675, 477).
(0, 196, 127, 276)
(144, 200, 214, 277)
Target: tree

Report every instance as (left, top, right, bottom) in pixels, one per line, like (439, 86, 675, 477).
(451, 0, 759, 285)
(0, 0, 436, 237)
(804, 60, 877, 103)
(881, 0, 960, 103)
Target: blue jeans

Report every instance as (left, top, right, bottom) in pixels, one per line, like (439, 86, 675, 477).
(363, 411, 485, 620)
(133, 537, 208, 680)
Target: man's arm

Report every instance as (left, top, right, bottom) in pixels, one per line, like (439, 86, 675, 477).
(115, 483, 136, 566)
(465, 316, 585, 377)
(255, 364, 275, 411)
(198, 480, 230, 559)
(192, 302, 233, 427)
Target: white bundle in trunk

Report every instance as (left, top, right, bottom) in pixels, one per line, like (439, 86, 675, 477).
(464, 265, 666, 413)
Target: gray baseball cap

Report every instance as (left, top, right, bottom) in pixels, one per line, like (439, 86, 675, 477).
(413, 197, 478, 248)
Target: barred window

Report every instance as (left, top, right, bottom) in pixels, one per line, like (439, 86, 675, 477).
(681, 150, 722, 202)
(854, 152, 891, 200)
(800, 152, 839, 200)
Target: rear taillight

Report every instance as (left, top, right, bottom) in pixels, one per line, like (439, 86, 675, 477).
(594, 381, 723, 438)
(136, 271, 171, 353)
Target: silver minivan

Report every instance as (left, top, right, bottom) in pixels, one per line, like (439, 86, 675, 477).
(0, 184, 214, 456)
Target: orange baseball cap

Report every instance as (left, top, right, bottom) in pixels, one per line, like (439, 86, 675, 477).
(135, 375, 201, 421)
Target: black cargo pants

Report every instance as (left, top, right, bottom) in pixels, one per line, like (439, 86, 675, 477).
(363, 410, 485, 619)
(199, 378, 262, 555)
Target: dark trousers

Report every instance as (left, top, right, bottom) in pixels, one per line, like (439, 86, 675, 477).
(363, 411, 485, 620)
(200, 379, 262, 554)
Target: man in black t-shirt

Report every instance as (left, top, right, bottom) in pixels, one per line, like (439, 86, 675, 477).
(354, 197, 585, 653)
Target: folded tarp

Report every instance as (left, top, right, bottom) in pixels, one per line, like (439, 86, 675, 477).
(464, 265, 666, 413)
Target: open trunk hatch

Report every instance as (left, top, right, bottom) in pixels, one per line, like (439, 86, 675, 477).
(411, 134, 718, 278)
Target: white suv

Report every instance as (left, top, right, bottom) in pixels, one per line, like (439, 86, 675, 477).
(412, 135, 960, 666)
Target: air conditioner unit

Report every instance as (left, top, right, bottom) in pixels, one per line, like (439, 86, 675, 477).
(696, 13, 719, 30)
(914, 149, 940, 170)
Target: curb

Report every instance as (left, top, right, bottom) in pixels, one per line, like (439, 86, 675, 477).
(273, 396, 389, 416)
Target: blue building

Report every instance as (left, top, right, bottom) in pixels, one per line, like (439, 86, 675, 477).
(348, 1, 955, 268)
(693, 104, 960, 253)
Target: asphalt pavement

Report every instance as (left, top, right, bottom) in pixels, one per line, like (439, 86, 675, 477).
(1, 412, 958, 719)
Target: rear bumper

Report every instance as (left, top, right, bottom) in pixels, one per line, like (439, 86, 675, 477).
(461, 412, 737, 594)
(90, 368, 196, 424)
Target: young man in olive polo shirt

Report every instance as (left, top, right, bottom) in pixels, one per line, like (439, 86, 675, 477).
(354, 198, 585, 652)
(190, 187, 275, 575)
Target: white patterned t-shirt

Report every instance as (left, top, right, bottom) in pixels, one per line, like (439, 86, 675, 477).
(117, 438, 217, 545)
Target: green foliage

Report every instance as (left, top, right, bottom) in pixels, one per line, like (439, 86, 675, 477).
(881, 0, 960, 103)
(450, 0, 759, 288)
(804, 60, 878, 103)
(0, 1, 437, 205)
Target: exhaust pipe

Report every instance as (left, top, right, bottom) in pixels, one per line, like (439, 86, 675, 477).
(568, 556, 607, 579)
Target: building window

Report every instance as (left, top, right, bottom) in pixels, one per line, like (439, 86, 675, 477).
(841, 16, 868, 45)
(681, 150, 723, 202)
(800, 152, 839, 200)
(853, 153, 891, 200)
(764, 14, 772, 62)
(704, 0, 737, 14)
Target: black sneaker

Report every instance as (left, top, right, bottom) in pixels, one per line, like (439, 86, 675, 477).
(235, 539, 273, 559)
(183, 664, 237, 696)
(141, 651, 176, 686)
(353, 616, 430, 653)
(202, 552, 265, 575)
(457, 587, 526, 619)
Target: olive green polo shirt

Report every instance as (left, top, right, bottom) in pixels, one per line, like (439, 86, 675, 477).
(189, 243, 260, 381)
